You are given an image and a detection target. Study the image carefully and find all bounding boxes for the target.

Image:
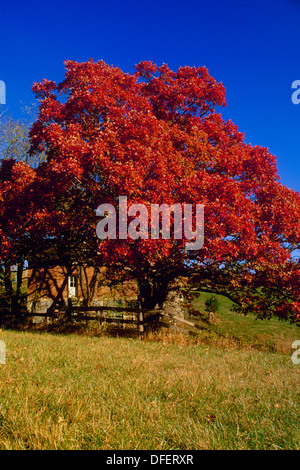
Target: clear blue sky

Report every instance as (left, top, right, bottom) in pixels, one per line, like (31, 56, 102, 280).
(1, 0, 300, 192)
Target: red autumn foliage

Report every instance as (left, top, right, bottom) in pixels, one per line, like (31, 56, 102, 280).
(1, 59, 300, 320)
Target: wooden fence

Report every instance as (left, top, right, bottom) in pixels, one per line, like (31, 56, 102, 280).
(25, 305, 200, 334)
(26, 305, 161, 333)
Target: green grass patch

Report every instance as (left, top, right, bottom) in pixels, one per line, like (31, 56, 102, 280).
(192, 291, 299, 354)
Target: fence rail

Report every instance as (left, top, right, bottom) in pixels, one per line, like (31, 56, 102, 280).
(3, 305, 199, 335)
(25, 305, 163, 333)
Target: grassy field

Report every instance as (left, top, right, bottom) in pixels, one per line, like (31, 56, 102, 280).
(192, 291, 300, 354)
(0, 294, 299, 450)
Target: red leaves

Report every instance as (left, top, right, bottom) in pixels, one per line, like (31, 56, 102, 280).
(135, 61, 158, 80)
(31, 78, 56, 100)
(136, 62, 227, 122)
(0, 159, 37, 262)
(2, 58, 297, 321)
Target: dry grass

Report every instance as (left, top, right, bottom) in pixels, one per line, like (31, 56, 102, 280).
(0, 328, 299, 450)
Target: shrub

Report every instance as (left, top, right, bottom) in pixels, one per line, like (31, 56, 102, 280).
(205, 295, 220, 313)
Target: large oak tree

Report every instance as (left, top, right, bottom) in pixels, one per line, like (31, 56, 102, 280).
(4, 59, 300, 321)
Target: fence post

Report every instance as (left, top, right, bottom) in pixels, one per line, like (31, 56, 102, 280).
(138, 311, 144, 333)
(67, 298, 72, 319)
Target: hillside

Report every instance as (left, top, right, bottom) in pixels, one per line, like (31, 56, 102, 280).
(191, 291, 299, 355)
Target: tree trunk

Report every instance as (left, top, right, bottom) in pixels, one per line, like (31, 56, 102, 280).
(138, 275, 168, 310)
(14, 260, 24, 317)
(6, 261, 25, 318)
(138, 276, 186, 319)
(79, 265, 101, 306)
(4, 261, 12, 314)
(162, 278, 186, 319)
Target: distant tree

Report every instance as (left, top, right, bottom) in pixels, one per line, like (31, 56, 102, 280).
(0, 106, 45, 167)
